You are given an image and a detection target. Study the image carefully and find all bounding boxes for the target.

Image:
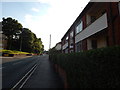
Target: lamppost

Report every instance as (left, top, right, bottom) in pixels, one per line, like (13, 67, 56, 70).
(49, 34, 51, 50)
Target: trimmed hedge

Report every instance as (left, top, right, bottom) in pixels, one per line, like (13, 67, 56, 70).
(49, 46, 120, 88)
(1, 49, 31, 54)
(1, 50, 32, 57)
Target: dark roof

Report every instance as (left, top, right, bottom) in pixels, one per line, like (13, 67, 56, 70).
(61, 2, 94, 40)
(55, 42, 61, 47)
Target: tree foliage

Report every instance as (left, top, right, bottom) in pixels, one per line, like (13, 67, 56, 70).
(2, 17, 44, 54)
(2, 17, 23, 49)
(20, 28, 34, 53)
(33, 38, 44, 54)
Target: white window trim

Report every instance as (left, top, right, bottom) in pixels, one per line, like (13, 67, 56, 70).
(70, 31, 73, 38)
(66, 36, 68, 40)
(75, 41, 82, 52)
(75, 21, 83, 35)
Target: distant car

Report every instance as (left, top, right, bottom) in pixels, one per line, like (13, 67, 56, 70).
(26, 54, 32, 56)
(40, 53, 43, 55)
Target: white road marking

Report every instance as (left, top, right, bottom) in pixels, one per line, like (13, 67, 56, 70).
(19, 65, 37, 88)
(11, 64, 38, 89)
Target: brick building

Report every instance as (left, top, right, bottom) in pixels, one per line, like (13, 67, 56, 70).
(0, 22, 7, 50)
(55, 42, 62, 51)
(61, 2, 120, 53)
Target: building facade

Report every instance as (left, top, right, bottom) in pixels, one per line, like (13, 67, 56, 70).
(61, 2, 120, 53)
(0, 33, 7, 50)
(55, 42, 62, 51)
(0, 22, 7, 50)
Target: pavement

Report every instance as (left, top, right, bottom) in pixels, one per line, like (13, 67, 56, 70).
(2, 55, 64, 89)
(23, 55, 64, 88)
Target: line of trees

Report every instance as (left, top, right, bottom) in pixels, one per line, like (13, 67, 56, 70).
(2, 17, 44, 54)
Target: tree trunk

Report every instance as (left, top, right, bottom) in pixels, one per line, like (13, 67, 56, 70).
(7, 36, 12, 50)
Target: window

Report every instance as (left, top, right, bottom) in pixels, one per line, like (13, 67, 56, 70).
(76, 21, 83, 34)
(70, 31, 73, 38)
(70, 31, 73, 45)
(65, 48, 68, 53)
(65, 36, 69, 43)
(71, 43, 73, 46)
(66, 36, 68, 40)
(75, 41, 82, 52)
(91, 40, 97, 49)
(70, 50, 73, 53)
(70, 39, 73, 45)
(91, 16, 96, 23)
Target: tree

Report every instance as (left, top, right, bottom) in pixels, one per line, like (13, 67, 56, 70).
(20, 28, 34, 53)
(2, 17, 44, 54)
(20, 28, 44, 54)
(32, 34, 44, 54)
(2, 17, 23, 49)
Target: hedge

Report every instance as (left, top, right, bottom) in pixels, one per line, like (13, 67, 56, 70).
(1, 49, 31, 54)
(1, 50, 32, 57)
(49, 46, 120, 88)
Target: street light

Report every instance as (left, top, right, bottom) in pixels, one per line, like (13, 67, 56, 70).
(49, 34, 51, 50)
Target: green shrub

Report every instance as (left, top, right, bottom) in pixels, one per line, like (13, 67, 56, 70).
(49, 46, 120, 88)
(1, 49, 30, 54)
(2, 50, 14, 54)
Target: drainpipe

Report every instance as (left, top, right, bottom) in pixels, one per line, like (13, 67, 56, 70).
(73, 27, 76, 52)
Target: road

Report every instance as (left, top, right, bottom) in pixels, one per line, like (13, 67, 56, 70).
(2, 55, 64, 89)
(1, 56, 32, 64)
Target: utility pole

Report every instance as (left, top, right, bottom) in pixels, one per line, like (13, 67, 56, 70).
(49, 34, 51, 50)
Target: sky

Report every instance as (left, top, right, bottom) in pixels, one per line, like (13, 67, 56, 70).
(0, 0, 90, 50)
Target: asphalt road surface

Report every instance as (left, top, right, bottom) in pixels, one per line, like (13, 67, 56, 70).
(2, 55, 64, 89)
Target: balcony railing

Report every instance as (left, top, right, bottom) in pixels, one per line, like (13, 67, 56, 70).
(75, 13, 108, 44)
(70, 45, 73, 48)
(62, 42, 68, 50)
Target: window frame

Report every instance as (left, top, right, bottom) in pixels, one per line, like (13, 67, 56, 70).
(66, 36, 68, 40)
(75, 41, 82, 52)
(75, 20, 83, 35)
(91, 39, 97, 49)
(70, 31, 73, 38)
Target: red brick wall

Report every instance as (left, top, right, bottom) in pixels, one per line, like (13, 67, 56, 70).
(82, 14, 87, 30)
(106, 3, 115, 46)
(71, 23, 76, 53)
(82, 13, 87, 50)
(106, 2, 120, 46)
(82, 39, 87, 51)
(112, 2, 120, 45)
(68, 33, 70, 53)
(114, 16, 120, 45)
(61, 2, 120, 53)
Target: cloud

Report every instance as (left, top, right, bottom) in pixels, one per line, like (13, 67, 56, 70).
(22, 0, 90, 50)
(1, 0, 39, 2)
(24, 14, 33, 23)
(31, 8, 39, 12)
(37, 0, 55, 5)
